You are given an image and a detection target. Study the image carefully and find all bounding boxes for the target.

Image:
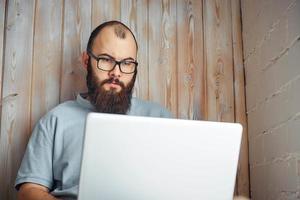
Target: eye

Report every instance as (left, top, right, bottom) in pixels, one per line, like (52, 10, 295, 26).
(123, 60, 134, 66)
(100, 57, 114, 63)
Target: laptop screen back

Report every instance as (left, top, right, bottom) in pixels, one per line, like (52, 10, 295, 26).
(78, 113, 242, 200)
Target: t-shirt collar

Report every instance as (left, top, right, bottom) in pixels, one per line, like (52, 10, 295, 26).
(76, 93, 95, 111)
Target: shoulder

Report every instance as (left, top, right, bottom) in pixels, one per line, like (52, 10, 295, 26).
(43, 99, 88, 120)
(129, 97, 172, 118)
(37, 100, 89, 132)
(48, 100, 85, 115)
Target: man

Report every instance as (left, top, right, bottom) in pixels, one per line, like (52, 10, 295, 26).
(15, 21, 171, 200)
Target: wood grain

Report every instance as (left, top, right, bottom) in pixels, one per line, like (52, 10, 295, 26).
(92, 0, 121, 29)
(60, 0, 91, 101)
(232, 0, 250, 196)
(0, 1, 250, 199)
(30, 0, 63, 127)
(203, 0, 235, 122)
(148, 0, 177, 114)
(177, 0, 205, 120)
(121, 0, 149, 100)
(0, 0, 5, 107)
(0, 1, 35, 199)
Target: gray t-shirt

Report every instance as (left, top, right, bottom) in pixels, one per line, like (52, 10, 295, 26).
(15, 94, 171, 199)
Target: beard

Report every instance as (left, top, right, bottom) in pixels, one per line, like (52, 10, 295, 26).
(86, 60, 136, 114)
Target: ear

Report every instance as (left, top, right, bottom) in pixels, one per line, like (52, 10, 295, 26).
(81, 51, 89, 69)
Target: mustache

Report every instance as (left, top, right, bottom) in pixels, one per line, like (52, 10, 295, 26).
(100, 77, 125, 89)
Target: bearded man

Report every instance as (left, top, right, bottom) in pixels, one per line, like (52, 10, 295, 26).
(15, 21, 171, 200)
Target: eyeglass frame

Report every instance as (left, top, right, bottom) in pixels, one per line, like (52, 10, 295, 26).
(87, 49, 138, 74)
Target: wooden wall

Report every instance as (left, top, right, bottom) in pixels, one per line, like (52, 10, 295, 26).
(0, 0, 249, 199)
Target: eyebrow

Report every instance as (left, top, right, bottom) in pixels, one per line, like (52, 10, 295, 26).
(97, 53, 136, 61)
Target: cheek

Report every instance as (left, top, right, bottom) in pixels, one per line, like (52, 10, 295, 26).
(94, 70, 109, 82)
(122, 74, 134, 85)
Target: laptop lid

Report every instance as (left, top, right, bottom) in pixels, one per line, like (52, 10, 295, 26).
(78, 113, 242, 200)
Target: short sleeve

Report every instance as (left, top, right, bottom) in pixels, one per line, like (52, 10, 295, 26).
(15, 117, 55, 190)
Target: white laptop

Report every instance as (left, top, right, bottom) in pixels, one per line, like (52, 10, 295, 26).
(78, 113, 242, 200)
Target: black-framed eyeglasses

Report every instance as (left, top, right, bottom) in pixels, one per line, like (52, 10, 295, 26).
(87, 50, 138, 74)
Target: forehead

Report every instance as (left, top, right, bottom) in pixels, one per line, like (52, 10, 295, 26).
(92, 26, 137, 59)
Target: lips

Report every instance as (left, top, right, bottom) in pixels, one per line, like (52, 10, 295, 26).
(102, 78, 125, 91)
(110, 80, 120, 85)
(100, 78, 126, 90)
(107, 82, 120, 88)
(107, 80, 121, 88)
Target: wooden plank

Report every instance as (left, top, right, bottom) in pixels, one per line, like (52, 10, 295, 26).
(203, 0, 235, 122)
(0, 0, 6, 105)
(92, 0, 121, 29)
(148, 0, 177, 115)
(232, 0, 250, 197)
(120, 0, 149, 100)
(177, 0, 205, 120)
(60, 0, 91, 102)
(31, 0, 63, 128)
(0, 1, 35, 199)
(0, 0, 6, 197)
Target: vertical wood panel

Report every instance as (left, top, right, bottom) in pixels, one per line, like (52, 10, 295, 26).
(0, 1, 250, 199)
(31, 1, 63, 127)
(203, 0, 235, 122)
(0, 0, 6, 105)
(177, 0, 204, 119)
(121, 0, 149, 100)
(0, 1, 35, 199)
(0, 0, 6, 197)
(92, 0, 121, 29)
(60, 0, 91, 101)
(232, 0, 250, 196)
(148, 0, 177, 114)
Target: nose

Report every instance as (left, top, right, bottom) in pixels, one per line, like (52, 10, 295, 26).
(108, 63, 122, 78)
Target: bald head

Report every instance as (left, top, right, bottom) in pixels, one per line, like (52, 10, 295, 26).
(87, 21, 138, 52)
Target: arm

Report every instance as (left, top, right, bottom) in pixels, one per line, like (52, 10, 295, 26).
(233, 196, 249, 200)
(15, 118, 57, 199)
(18, 183, 61, 200)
